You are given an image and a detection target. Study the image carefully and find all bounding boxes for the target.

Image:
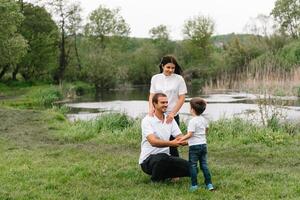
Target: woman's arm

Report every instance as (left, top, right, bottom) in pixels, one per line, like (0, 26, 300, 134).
(148, 93, 155, 116)
(166, 94, 185, 123)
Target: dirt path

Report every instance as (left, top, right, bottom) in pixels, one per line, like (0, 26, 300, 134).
(0, 107, 59, 148)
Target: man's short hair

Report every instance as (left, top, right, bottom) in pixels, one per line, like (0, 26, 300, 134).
(190, 97, 206, 115)
(152, 93, 167, 104)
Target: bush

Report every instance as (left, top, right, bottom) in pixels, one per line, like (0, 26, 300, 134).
(28, 86, 63, 107)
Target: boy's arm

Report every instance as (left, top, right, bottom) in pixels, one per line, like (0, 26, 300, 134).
(205, 128, 209, 134)
(179, 131, 193, 142)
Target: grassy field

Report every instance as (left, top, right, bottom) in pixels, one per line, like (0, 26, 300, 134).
(0, 84, 300, 199)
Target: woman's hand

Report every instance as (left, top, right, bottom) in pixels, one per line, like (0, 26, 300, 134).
(166, 112, 175, 124)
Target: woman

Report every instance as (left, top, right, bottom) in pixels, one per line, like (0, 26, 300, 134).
(148, 55, 187, 157)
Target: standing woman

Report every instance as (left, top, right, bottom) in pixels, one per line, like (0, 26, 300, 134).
(149, 55, 187, 157)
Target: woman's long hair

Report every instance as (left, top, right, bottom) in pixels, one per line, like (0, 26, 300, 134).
(159, 55, 183, 75)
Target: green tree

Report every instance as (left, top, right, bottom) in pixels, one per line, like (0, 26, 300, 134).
(44, 0, 80, 84)
(0, 0, 27, 80)
(128, 42, 159, 84)
(182, 15, 215, 65)
(83, 5, 130, 89)
(149, 25, 169, 40)
(84, 5, 130, 49)
(66, 2, 83, 72)
(271, 0, 300, 38)
(19, 3, 59, 81)
(149, 25, 175, 57)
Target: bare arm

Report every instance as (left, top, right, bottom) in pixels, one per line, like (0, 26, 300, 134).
(148, 93, 154, 116)
(147, 134, 181, 147)
(179, 131, 193, 142)
(166, 94, 185, 123)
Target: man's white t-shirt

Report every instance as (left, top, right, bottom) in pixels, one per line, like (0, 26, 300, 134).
(150, 73, 187, 114)
(139, 115, 181, 164)
(187, 116, 209, 146)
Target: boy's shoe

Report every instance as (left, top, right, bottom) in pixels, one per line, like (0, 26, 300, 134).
(189, 185, 199, 192)
(206, 183, 214, 191)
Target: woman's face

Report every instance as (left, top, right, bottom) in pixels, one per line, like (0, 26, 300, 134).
(162, 63, 175, 76)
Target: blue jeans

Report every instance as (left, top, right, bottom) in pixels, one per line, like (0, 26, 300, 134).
(189, 144, 212, 186)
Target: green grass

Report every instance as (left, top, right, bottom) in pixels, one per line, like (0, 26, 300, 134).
(0, 106, 300, 199)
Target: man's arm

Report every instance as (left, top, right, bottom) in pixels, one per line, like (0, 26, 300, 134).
(147, 134, 181, 147)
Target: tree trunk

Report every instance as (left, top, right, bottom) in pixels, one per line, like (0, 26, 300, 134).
(74, 33, 82, 71)
(54, 16, 67, 84)
(0, 65, 10, 80)
(12, 64, 20, 81)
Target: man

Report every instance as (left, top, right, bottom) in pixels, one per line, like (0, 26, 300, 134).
(139, 93, 190, 182)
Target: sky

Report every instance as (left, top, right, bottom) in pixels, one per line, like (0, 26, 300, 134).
(78, 0, 277, 40)
(26, 0, 277, 39)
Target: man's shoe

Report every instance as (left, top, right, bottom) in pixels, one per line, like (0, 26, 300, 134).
(206, 183, 214, 191)
(189, 185, 198, 192)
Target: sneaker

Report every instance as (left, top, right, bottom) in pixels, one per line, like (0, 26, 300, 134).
(206, 183, 214, 191)
(189, 185, 198, 192)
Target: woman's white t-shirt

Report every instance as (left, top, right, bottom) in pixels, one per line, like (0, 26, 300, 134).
(150, 73, 187, 114)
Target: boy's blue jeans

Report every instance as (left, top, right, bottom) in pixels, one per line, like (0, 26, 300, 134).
(189, 144, 212, 186)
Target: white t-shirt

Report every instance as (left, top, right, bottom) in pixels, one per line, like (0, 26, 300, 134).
(139, 115, 181, 164)
(187, 116, 209, 146)
(150, 73, 187, 114)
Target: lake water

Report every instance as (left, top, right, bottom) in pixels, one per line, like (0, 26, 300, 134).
(65, 86, 300, 123)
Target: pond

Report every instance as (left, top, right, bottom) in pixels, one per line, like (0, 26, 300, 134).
(65, 86, 300, 123)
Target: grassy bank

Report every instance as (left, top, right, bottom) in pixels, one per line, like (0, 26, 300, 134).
(1, 83, 300, 199)
(0, 105, 299, 199)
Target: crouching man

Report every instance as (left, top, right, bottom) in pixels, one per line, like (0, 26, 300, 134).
(139, 93, 190, 182)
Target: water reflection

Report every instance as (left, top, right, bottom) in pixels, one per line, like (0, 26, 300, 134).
(66, 86, 300, 123)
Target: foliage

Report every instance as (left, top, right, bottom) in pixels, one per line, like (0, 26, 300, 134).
(182, 15, 215, 64)
(27, 86, 63, 107)
(0, 0, 28, 79)
(271, 0, 300, 38)
(19, 3, 59, 81)
(127, 42, 159, 84)
(149, 24, 170, 40)
(85, 5, 130, 48)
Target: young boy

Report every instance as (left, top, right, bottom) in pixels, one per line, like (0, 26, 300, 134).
(179, 97, 214, 191)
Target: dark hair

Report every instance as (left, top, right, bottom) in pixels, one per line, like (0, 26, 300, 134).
(159, 55, 183, 75)
(190, 97, 206, 115)
(152, 93, 167, 104)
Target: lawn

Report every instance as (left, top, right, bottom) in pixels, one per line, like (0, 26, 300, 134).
(0, 83, 299, 199)
(0, 106, 299, 200)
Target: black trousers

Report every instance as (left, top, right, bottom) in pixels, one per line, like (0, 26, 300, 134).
(169, 115, 180, 157)
(140, 153, 190, 182)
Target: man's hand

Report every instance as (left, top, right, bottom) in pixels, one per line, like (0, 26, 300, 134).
(169, 137, 182, 147)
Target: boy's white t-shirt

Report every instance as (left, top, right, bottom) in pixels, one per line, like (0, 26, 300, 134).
(150, 73, 187, 115)
(187, 116, 209, 146)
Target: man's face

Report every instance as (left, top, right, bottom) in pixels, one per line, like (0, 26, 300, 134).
(154, 96, 168, 113)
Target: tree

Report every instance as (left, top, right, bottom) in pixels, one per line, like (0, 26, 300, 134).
(244, 14, 276, 37)
(65, 2, 83, 71)
(149, 25, 170, 40)
(271, 0, 300, 38)
(0, 0, 27, 80)
(182, 15, 215, 64)
(84, 5, 130, 49)
(83, 5, 130, 89)
(43, 0, 80, 84)
(19, 3, 59, 81)
(149, 25, 175, 57)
